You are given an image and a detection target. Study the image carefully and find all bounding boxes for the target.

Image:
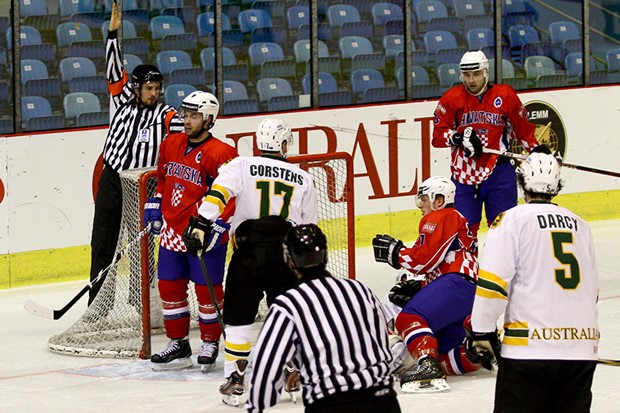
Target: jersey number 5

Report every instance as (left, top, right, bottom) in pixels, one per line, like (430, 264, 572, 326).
(552, 232, 580, 289)
(256, 180, 294, 219)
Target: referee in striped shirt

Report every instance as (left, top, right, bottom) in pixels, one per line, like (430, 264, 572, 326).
(246, 224, 401, 413)
(89, 2, 183, 304)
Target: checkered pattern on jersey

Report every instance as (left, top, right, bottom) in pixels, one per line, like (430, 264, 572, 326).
(160, 224, 187, 252)
(452, 133, 494, 185)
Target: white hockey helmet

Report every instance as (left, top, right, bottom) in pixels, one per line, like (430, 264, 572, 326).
(460, 50, 489, 72)
(256, 118, 293, 156)
(517, 152, 561, 195)
(416, 176, 456, 209)
(179, 91, 219, 128)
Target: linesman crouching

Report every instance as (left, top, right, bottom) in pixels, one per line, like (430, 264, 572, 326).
(245, 224, 401, 413)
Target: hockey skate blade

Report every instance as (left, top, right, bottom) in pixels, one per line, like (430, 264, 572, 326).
(222, 394, 241, 407)
(200, 363, 217, 373)
(401, 378, 451, 393)
(151, 358, 193, 371)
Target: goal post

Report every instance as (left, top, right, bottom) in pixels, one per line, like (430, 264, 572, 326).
(48, 152, 355, 359)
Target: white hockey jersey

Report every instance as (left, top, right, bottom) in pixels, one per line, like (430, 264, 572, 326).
(471, 201, 599, 361)
(198, 155, 319, 234)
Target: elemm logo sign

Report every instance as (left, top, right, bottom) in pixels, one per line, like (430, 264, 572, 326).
(511, 100, 568, 160)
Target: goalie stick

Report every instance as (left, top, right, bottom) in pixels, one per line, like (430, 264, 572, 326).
(23, 224, 152, 320)
(483, 148, 620, 178)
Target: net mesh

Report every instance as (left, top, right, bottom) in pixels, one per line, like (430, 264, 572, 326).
(48, 153, 354, 358)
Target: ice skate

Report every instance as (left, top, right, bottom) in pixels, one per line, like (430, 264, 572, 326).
(220, 359, 248, 407)
(150, 338, 192, 371)
(400, 355, 450, 393)
(283, 362, 301, 403)
(198, 341, 219, 372)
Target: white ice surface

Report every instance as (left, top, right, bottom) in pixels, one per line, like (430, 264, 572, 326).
(2, 220, 619, 413)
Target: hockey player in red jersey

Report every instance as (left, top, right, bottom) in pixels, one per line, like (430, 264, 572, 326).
(432, 50, 545, 236)
(373, 176, 482, 393)
(143, 91, 238, 370)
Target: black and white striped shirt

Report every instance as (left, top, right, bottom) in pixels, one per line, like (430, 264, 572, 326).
(102, 33, 183, 173)
(245, 274, 394, 412)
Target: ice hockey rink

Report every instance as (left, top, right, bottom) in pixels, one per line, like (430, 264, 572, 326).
(2, 219, 619, 413)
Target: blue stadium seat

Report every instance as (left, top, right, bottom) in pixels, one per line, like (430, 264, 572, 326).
(70, 12, 106, 40)
(327, 4, 361, 29)
(507, 24, 540, 63)
(319, 90, 353, 107)
(302, 72, 338, 94)
(149, 0, 184, 15)
(22, 43, 57, 66)
(466, 28, 494, 50)
(162, 6, 198, 33)
(249, 41, 284, 67)
(164, 84, 196, 108)
(293, 39, 330, 64)
(76, 111, 110, 127)
(20, 0, 48, 17)
(196, 12, 232, 38)
(563, 52, 594, 84)
(155, 50, 193, 76)
(238, 9, 272, 34)
(101, 20, 138, 39)
(286, 5, 309, 32)
(150, 15, 185, 40)
(200, 46, 249, 82)
(437, 62, 461, 90)
(256, 77, 293, 108)
(462, 14, 493, 35)
(372, 3, 403, 27)
(350, 68, 384, 96)
(222, 80, 249, 102)
(21, 59, 48, 83)
(252, 0, 285, 26)
(124, 9, 150, 33)
(268, 95, 300, 111)
(22, 96, 53, 122)
(162, 33, 198, 55)
(423, 30, 457, 55)
(415, 0, 448, 26)
(223, 99, 259, 115)
(606, 48, 620, 74)
(16, 26, 43, 46)
(488, 58, 515, 82)
(124, 37, 150, 63)
(339, 35, 384, 73)
(339, 21, 374, 40)
(453, 0, 485, 19)
(342, 0, 374, 19)
(382, 35, 413, 60)
(250, 26, 288, 45)
(548, 21, 581, 62)
(59, 57, 98, 84)
(25, 115, 65, 131)
(524, 55, 556, 86)
(68, 75, 109, 105)
(59, 0, 95, 18)
(123, 54, 143, 76)
(63, 92, 102, 123)
(23, 78, 62, 108)
(169, 68, 206, 89)
(56, 22, 92, 48)
(68, 40, 106, 71)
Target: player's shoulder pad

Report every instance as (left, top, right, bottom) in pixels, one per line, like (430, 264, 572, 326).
(490, 211, 506, 229)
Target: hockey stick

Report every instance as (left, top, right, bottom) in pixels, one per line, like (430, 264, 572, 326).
(23, 224, 152, 320)
(598, 358, 620, 367)
(197, 251, 227, 339)
(483, 148, 620, 178)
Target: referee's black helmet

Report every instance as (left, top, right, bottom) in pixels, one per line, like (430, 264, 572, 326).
(130, 64, 164, 88)
(283, 224, 328, 269)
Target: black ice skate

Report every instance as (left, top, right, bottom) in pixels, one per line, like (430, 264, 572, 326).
(197, 341, 219, 372)
(150, 338, 192, 371)
(220, 359, 248, 407)
(400, 355, 450, 393)
(283, 362, 301, 403)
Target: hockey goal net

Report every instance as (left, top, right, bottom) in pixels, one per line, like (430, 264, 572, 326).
(48, 152, 355, 359)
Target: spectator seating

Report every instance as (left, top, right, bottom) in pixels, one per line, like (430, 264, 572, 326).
(63, 92, 102, 124)
(453, 0, 486, 19)
(56, 22, 92, 48)
(302, 72, 338, 94)
(256, 77, 294, 110)
(466, 27, 494, 50)
(238, 9, 273, 34)
(156, 50, 194, 76)
(488, 58, 516, 82)
(507, 24, 540, 63)
(164, 83, 197, 108)
(548, 20, 581, 62)
(123, 54, 144, 76)
(76, 111, 110, 127)
(339, 35, 385, 74)
(437, 62, 461, 90)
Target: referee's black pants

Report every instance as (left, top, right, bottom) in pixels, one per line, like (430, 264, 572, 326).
(89, 165, 122, 305)
(306, 385, 401, 413)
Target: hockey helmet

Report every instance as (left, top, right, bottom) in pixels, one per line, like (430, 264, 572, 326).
(256, 118, 293, 156)
(283, 224, 328, 269)
(416, 176, 456, 209)
(130, 64, 164, 88)
(179, 91, 220, 127)
(517, 152, 561, 195)
(460, 50, 489, 72)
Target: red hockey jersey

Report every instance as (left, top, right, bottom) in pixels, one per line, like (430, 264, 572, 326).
(432, 83, 538, 185)
(155, 133, 238, 251)
(399, 207, 478, 283)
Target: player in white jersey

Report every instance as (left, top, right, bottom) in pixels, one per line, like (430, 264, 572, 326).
(183, 118, 318, 407)
(465, 152, 599, 413)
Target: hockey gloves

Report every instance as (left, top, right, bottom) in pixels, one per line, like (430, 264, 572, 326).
(463, 315, 501, 370)
(143, 197, 162, 235)
(183, 215, 213, 257)
(388, 279, 423, 307)
(206, 219, 231, 252)
(372, 234, 404, 270)
(449, 127, 483, 158)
